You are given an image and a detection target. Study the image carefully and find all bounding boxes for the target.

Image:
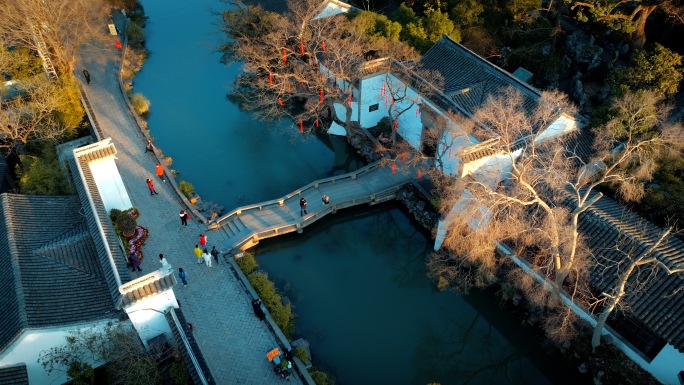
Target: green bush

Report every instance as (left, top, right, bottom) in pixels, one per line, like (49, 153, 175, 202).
(130, 93, 151, 115)
(16, 145, 73, 195)
(126, 20, 145, 47)
(309, 368, 335, 385)
(169, 360, 191, 385)
(109, 208, 122, 223)
(235, 253, 258, 275)
(294, 346, 309, 363)
(115, 212, 137, 234)
(178, 180, 195, 198)
(248, 272, 294, 337)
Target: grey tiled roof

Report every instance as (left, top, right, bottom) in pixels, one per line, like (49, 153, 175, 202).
(569, 192, 684, 352)
(166, 308, 216, 385)
(0, 363, 28, 385)
(120, 267, 178, 306)
(69, 148, 132, 300)
(0, 193, 119, 351)
(420, 35, 541, 118)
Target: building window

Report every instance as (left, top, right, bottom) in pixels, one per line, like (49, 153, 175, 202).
(369, 103, 379, 112)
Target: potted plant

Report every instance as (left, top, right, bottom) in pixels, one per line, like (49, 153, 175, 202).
(116, 212, 137, 238)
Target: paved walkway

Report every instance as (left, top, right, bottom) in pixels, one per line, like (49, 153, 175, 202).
(78, 22, 302, 385)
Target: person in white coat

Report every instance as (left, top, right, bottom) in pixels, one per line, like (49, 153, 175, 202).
(202, 249, 212, 267)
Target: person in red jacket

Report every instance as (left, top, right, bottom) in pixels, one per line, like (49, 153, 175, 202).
(146, 178, 158, 195)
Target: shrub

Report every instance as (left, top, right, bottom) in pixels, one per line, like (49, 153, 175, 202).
(294, 346, 309, 363)
(178, 180, 195, 198)
(169, 360, 191, 385)
(308, 368, 335, 385)
(126, 20, 145, 47)
(130, 93, 150, 115)
(235, 253, 259, 275)
(248, 272, 294, 337)
(115, 212, 137, 234)
(109, 208, 122, 223)
(16, 145, 73, 195)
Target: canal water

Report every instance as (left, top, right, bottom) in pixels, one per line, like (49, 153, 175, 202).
(134, 1, 584, 384)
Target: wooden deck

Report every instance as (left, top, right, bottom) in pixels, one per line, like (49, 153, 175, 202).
(208, 161, 415, 252)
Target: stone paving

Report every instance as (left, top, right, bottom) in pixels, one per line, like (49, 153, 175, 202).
(78, 23, 302, 385)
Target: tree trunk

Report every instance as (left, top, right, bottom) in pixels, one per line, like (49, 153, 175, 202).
(592, 261, 635, 351)
(631, 5, 656, 52)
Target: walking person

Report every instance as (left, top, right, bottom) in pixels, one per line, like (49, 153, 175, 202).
(144, 139, 154, 153)
(178, 268, 188, 286)
(300, 197, 307, 216)
(180, 210, 189, 226)
(128, 254, 142, 272)
(202, 249, 212, 267)
(155, 162, 166, 183)
(199, 234, 207, 249)
(194, 245, 203, 264)
(159, 253, 170, 267)
(146, 178, 159, 195)
(322, 194, 330, 205)
(82, 69, 91, 84)
(211, 246, 220, 264)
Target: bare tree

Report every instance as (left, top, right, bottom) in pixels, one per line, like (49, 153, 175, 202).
(38, 322, 165, 385)
(220, 0, 417, 137)
(0, 0, 108, 74)
(428, 89, 683, 348)
(590, 226, 683, 351)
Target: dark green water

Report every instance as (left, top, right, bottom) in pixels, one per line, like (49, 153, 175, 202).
(134, 1, 586, 384)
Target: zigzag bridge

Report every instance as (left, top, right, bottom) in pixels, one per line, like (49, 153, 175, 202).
(208, 161, 417, 252)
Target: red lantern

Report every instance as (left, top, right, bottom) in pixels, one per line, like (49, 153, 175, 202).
(300, 40, 305, 54)
(415, 107, 419, 116)
(348, 94, 352, 107)
(417, 170, 422, 179)
(300, 120, 304, 133)
(393, 119, 398, 131)
(315, 119, 319, 127)
(391, 162, 396, 175)
(401, 151, 406, 162)
(115, 40, 122, 49)
(322, 41, 326, 52)
(269, 73, 273, 84)
(288, 84, 291, 92)
(283, 49, 287, 63)
(391, 98, 395, 106)
(278, 98, 284, 106)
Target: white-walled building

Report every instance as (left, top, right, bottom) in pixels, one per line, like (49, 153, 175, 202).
(0, 139, 206, 384)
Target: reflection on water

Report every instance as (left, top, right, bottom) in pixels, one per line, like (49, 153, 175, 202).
(256, 204, 560, 385)
(136, 1, 583, 384)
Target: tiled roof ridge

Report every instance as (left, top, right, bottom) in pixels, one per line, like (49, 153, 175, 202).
(430, 34, 541, 99)
(569, 190, 684, 265)
(32, 222, 90, 254)
(120, 268, 177, 306)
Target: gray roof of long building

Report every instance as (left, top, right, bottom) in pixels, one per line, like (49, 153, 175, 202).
(0, 193, 119, 351)
(68, 148, 132, 299)
(419, 35, 541, 118)
(0, 363, 28, 385)
(570, 191, 684, 352)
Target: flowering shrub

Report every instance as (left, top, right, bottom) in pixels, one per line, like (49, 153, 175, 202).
(127, 225, 149, 260)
